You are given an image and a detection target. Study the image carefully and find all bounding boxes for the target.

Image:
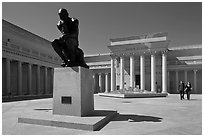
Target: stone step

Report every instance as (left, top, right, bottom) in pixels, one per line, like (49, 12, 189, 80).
(18, 109, 118, 131)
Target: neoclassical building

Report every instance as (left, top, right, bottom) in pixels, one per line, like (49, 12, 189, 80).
(86, 35, 202, 94)
(2, 19, 202, 101)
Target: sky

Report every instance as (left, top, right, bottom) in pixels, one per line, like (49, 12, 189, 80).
(2, 2, 202, 55)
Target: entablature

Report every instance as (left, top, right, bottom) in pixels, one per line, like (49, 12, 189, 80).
(2, 41, 61, 67)
(108, 40, 169, 57)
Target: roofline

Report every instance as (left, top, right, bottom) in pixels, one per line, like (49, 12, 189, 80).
(110, 32, 167, 42)
(169, 44, 202, 50)
(2, 19, 51, 43)
(85, 53, 110, 57)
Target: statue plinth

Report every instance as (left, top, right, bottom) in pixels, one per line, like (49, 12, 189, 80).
(53, 67, 94, 116)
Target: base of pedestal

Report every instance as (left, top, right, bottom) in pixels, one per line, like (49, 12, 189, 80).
(18, 109, 118, 131)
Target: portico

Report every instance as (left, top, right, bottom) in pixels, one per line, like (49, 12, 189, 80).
(108, 32, 169, 93)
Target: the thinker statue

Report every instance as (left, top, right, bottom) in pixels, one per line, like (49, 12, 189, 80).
(51, 8, 89, 69)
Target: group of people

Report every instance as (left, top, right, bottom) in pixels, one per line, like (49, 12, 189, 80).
(178, 81, 192, 100)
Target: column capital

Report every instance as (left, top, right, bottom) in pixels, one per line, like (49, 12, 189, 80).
(110, 54, 117, 59)
(17, 60, 22, 63)
(150, 52, 156, 56)
(22, 62, 33, 66)
(193, 69, 198, 73)
(161, 50, 168, 55)
(119, 55, 125, 58)
(6, 58, 11, 61)
(129, 52, 137, 56)
(140, 54, 145, 57)
(149, 50, 157, 55)
(129, 54, 135, 58)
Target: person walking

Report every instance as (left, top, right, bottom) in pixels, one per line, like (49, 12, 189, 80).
(185, 82, 192, 100)
(178, 81, 185, 100)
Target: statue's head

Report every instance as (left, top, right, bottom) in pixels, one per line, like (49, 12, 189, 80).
(58, 8, 69, 20)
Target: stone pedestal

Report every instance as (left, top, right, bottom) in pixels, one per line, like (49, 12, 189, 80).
(53, 67, 94, 117)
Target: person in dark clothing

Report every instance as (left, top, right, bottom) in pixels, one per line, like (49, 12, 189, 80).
(184, 82, 192, 100)
(178, 81, 185, 100)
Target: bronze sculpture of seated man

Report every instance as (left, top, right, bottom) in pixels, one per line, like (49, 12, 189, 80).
(51, 8, 89, 69)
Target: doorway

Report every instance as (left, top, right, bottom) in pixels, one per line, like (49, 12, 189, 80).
(135, 75, 140, 88)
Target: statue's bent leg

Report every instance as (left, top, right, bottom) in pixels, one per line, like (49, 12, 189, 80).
(52, 39, 66, 61)
(51, 39, 69, 66)
(64, 38, 78, 65)
(76, 48, 89, 69)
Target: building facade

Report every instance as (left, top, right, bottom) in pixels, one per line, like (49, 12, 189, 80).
(87, 36, 202, 94)
(2, 20, 202, 101)
(2, 20, 61, 101)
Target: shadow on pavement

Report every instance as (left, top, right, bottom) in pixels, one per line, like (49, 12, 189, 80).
(89, 110, 117, 117)
(188, 99, 201, 101)
(112, 114, 163, 122)
(33, 108, 52, 112)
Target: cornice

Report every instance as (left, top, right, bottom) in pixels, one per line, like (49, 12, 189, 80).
(168, 64, 202, 71)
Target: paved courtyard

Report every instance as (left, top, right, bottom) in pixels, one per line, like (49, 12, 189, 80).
(2, 94, 202, 135)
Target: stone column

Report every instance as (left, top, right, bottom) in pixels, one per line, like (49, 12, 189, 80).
(45, 66, 48, 94)
(193, 69, 197, 93)
(151, 54, 156, 92)
(17, 61, 22, 95)
(120, 56, 124, 89)
(99, 73, 102, 92)
(184, 70, 188, 84)
(167, 71, 170, 92)
(162, 52, 167, 93)
(140, 55, 145, 91)
(50, 68, 54, 94)
(28, 63, 32, 95)
(111, 56, 116, 91)
(105, 73, 109, 93)
(93, 73, 96, 93)
(6, 58, 11, 96)
(37, 65, 41, 94)
(130, 55, 135, 88)
(175, 70, 178, 93)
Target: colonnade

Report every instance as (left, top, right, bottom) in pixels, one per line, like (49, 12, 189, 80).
(3, 58, 54, 97)
(172, 69, 199, 93)
(94, 73, 110, 93)
(110, 51, 168, 93)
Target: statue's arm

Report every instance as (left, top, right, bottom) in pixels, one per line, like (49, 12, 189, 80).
(57, 20, 63, 31)
(74, 18, 79, 26)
